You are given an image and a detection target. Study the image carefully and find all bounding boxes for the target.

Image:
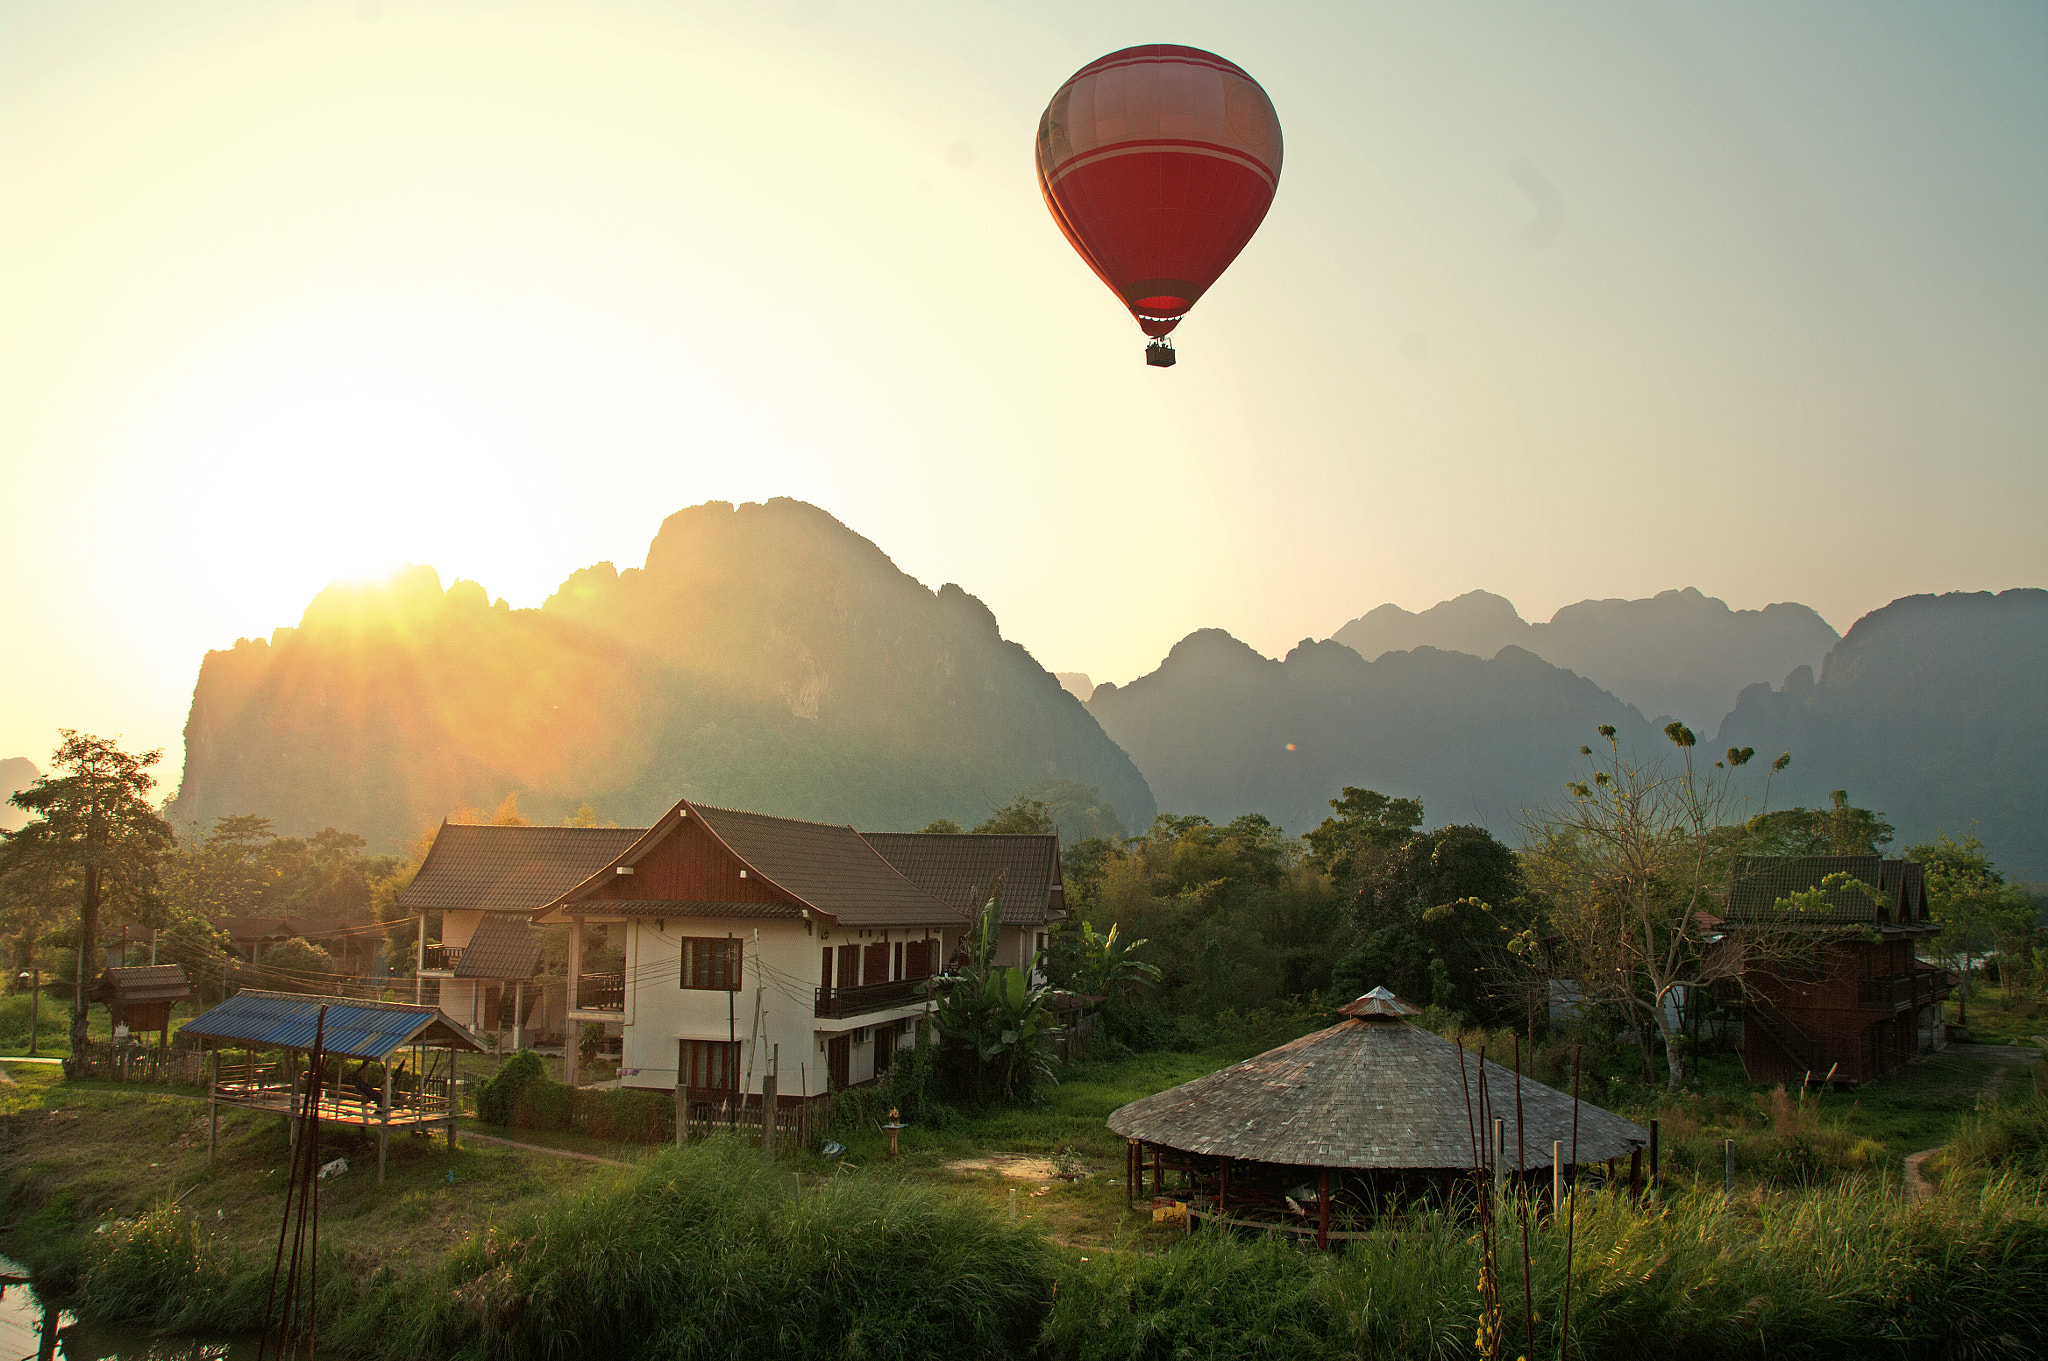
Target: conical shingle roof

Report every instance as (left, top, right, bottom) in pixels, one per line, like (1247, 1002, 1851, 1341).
(1108, 996, 1647, 1171)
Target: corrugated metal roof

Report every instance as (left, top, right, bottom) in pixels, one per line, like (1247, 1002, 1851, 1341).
(862, 832, 1066, 926)
(180, 989, 488, 1059)
(1108, 1005, 1646, 1171)
(401, 824, 646, 914)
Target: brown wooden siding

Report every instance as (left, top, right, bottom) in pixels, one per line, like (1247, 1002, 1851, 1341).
(589, 813, 798, 908)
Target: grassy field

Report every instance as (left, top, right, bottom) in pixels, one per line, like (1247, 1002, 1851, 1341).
(8, 1011, 2048, 1359)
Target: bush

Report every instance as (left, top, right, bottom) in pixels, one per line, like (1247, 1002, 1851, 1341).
(1043, 1179, 2048, 1360)
(1945, 1063, 2048, 1183)
(332, 1138, 1055, 1361)
(472, 1048, 546, 1127)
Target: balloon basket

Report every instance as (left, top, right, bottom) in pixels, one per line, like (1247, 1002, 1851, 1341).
(1145, 338, 1177, 368)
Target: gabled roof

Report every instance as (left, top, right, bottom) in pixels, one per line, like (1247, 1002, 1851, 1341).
(692, 805, 964, 928)
(90, 965, 192, 1006)
(453, 913, 544, 980)
(401, 824, 645, 914)
(1724, 856, 1931, 927)
(861, 832, 1067, 926)
(536, 798, 964, 929)
(180, 989, 487, 1059)
(1108, 993, 1647, 1170)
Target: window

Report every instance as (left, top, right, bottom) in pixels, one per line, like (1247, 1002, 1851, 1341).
(905, 940, 934, 979)
(678, 1039, 739, 1091)
(680, 937, 741, 991)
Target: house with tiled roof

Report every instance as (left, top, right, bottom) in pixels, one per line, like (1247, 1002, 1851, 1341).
(863, 831, 1066, 975)
(1719, 855, 1950, 1084)
(517, 798, 1061, 1100)
(399, 823, 642, 1047)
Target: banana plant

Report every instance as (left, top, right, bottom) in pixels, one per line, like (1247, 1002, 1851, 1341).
(928, 889, 1061, 1104)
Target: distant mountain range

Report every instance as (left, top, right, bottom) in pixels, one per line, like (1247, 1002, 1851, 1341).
(163, 500, 2042, 879)
(0, 756, 37, 833)
(1087, 633, 1663, 837)
(1332, 587, 1839, 736)
(1093, 587, 2046, 879)
(169, 500, 1155, 849)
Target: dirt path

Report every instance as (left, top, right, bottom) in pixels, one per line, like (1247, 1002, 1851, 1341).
(458, 1129, 635, 1168)
(1903, 1043, 2041, 1203)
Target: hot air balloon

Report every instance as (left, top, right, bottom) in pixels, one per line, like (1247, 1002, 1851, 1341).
(1036, 45, 1283, 367)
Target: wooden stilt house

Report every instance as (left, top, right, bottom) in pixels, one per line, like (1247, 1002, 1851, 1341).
(1107, 988, 1648, 1247)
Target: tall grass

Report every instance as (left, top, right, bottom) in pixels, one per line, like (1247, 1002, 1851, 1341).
(331, 1137, 1055, 1361)
(1944, 1062, 2048, 1183)
(1042, 1179, 2048, 1360)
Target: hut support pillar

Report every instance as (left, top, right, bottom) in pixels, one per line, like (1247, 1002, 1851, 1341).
(1218, 1157, 1229, 1214)
(206, 1048, 218, 1165)
(378, 1066, 393, 1185)
(1152, 1145, 1163, 1199)
(1317, 1170, 1329, 1251)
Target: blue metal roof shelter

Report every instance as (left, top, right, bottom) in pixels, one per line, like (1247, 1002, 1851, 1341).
(182, 989, 488, 1060)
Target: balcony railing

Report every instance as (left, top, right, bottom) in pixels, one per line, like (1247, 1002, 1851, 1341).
(1857, 972, 1944, 1012)
(420, 945, 462, 973)
(574, 972, 625, 1012)
(815, 978, 926, 1019)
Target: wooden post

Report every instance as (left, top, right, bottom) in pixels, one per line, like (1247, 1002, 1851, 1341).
(206, 1048, 218, 1165)
(1152, 1144, 1162, 1199)
(447, 1074, 459, 1151)
(378, 1065, 393, 1185)
(563, 917, 583, 1088)
(761, 1072, 777, 1156)
(1552, 1141, 1564, 1216)
(510, 980, 524, 1052)
(1649, 1119, 1661, 1202)
(675, 1039, 689, 1148)
(1316, 1169, 1330, 1251)
(288, 1054, 301, 1155)
(1218, 1157, 1229, 1214)
(1493, 1118, 1506, 1191)
(1629, 1147, 1643, 1202)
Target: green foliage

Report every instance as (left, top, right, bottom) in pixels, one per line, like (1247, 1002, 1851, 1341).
(972, 796, 1057, 836)
(1943, 1063, 2048, 1183)
(1301, 786, 1424, 880)
(919, 817, 964, 834)
(255, 936, 336, 991)
(1043, 1180, 2048, 1361)
(1744, 789, 1895, 857)
(473, 1047, 548, 1126)
(332, 1138, 1056, 1361)
(1330, 823, 1525, 1021)
(929, 893, 1060, 1106)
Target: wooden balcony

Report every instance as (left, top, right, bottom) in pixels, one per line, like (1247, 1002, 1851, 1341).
(815, 978, 924, 1019)
(1857, 971, 1944, 1013)
(574, 972, 624, 1012)
(420, 945, 462, 974)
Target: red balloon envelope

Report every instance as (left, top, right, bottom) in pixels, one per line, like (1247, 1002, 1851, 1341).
(1036, 45, 1283, 362)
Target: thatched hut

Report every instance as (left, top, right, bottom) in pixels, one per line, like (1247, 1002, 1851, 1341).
(1107, 989, 1648, 1246)
(88, 964, 192, 1049)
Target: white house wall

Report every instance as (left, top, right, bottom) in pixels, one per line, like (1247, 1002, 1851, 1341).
(617, 917, 946, 1100)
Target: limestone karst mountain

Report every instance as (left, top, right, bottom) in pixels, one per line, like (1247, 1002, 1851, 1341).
(1332, 588, 1839, 735)
(1086, 630, 1671, 837)
(1714, 589, 2048, 879)
(0, 757, 38, 833)
(169, 499, 1155, 849)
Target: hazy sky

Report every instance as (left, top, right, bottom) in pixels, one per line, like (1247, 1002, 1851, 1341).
(4, 0, 2043, 787)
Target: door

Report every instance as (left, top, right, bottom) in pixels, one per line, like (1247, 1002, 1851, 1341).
(864, 941, 892, 985)
(827, 1034, 851, 1091)
(838, 943, 862, 988)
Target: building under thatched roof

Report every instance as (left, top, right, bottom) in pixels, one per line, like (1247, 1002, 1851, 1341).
(1107, 989, 1649, 1244)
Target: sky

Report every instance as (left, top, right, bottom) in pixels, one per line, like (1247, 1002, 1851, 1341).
(3, 0, 2044, 789)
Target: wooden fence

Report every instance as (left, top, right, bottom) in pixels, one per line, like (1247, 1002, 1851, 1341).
(65, 1040, 210, 1085)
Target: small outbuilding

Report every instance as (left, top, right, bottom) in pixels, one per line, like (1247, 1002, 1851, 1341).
(181, 989, 489, 1183)
(88, 964, 192, 1048)
(1107, 988, 1649, 1246)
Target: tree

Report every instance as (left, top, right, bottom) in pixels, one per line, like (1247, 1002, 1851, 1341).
(919, 818, 964, 835)
(258, 936, 337, 993)
(1743, 791, 1894, 857)
(1907, 830, 2035, 1026)
(1, 733, 175, 1058)
(1302, 787, 1424, 881)
(973, 797, 1057, 836)
(1518, 723, 1789, 1091)
(928, 890, 1060, 1104)
(1329, 822, 1525, 1020)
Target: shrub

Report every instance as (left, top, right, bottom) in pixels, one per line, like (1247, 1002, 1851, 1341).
(334, 1138, 1055, 1361)
(472, 1048, 546, 1127)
